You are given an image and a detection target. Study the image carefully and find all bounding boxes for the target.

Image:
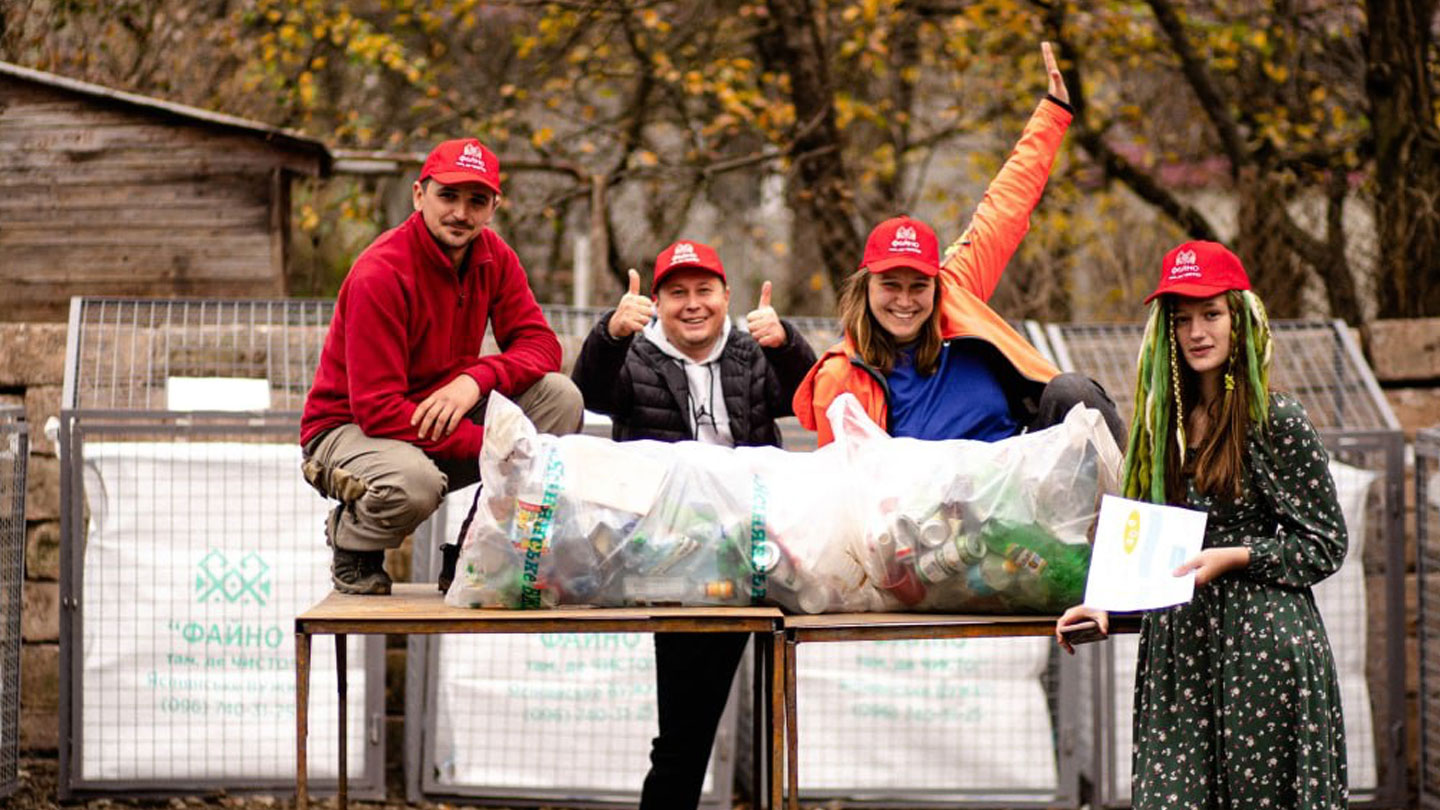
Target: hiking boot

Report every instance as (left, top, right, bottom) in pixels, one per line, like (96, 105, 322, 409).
(437, 543, 460, 593)
(332, 547, 392, 595)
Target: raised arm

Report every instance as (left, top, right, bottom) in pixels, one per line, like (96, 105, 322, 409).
(938, 41, 1073, 304)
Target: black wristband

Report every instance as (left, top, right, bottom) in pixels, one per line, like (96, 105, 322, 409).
(1045, 94, 1074, 114)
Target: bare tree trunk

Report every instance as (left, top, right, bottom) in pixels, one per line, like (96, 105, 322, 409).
(1366, 0, 1440, 317)
(757, 0, 863, 294)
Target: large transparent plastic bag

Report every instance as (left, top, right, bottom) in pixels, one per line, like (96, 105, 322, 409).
(446, 391, 1118, 613)
(445, 393, 862, 609)
(445, 393, 670, 608)
(826, 394, 1122, 613)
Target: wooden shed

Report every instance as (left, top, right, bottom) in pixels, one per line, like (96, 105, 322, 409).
(0, 61, 331, 322)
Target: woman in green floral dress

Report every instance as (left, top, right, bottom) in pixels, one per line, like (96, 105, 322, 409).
(1057, 240, 1348, 809)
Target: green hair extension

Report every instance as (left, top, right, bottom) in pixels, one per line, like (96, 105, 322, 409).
(1237, 290, 1273, 430)
(1121, 291, 1275, 504)
(1120, 301, 1173, 503)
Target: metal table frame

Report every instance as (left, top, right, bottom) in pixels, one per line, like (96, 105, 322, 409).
(781, 612, 1140, 810)
(295, 584, 787, 810)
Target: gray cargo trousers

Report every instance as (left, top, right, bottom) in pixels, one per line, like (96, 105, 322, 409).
(301, 372, 583, 552)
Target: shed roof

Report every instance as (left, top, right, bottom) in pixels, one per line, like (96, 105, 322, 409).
(0, 60, 331, 175)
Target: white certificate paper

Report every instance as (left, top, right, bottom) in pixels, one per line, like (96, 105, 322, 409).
(1083, 494, 1209, 611)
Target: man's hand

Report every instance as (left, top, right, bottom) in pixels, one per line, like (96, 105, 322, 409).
(412, 373, 482, 441)
(745, 281, 785, 348)
(607, 268, 655, 339)
(1173, 546, 1250, 588)
(1042, 41, 1068, 106)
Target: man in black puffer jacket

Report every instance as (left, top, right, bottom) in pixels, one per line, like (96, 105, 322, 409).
(572, 239, 816, 810)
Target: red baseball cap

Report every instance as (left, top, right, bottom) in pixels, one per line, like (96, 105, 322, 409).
(419, 138, 502, 195)
(1146, 241, 1251, 303)
(861, 216, 942, 277)
(652, 240, 726, 291)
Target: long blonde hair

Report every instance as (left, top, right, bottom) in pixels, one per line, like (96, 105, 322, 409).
(1121, 290, 1273, 504)
(836, 268, 943, 375)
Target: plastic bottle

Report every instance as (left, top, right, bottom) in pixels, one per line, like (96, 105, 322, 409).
(623, 576, 741, 606)
(876, 527, 925, 606)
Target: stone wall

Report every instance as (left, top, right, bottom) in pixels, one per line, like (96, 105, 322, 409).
(3, 323, 67, 753)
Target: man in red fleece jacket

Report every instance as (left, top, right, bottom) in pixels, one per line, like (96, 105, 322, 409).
(301, 138, 582, 595)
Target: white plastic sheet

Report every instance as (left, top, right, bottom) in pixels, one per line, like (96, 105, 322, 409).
(79, 442, 368, 782)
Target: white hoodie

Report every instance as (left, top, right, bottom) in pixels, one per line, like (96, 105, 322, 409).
(641, 316, 735, 447)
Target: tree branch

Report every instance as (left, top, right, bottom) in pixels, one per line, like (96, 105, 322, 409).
(1143, 0, 1248, 172)
(1044, 7, 1220, 241)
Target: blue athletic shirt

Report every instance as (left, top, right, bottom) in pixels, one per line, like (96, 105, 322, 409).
(887, 339, 1019, 442)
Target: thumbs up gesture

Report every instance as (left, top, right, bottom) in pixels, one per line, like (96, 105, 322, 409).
(607, 268, 656, 339)
(745, 281, 785, 348)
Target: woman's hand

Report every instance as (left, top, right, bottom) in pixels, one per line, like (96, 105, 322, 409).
(1042, 41, 1068, 105)
(1055, 605, 1108, 655)
(1173, 546, 1251, 587)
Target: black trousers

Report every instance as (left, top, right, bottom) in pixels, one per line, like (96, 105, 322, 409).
(638, 631, 750, 810)
(1030, 371, 1126, 449)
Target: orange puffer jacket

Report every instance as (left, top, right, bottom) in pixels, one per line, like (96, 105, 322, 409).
(793, 98, 1069, 446)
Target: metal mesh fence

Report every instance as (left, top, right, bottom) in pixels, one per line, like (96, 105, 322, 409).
(785, 640, 1080, 807)
(1047, 319, 1406, 807)
(1044, 320, 1398, 434)
(0, 407, 26, 800)
(58, 298, 384, 797)
(63, 298, 333, 413)
(1419, 428, 1440, 810)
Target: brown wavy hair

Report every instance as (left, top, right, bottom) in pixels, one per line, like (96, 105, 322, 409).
(836, 268, 944, 375)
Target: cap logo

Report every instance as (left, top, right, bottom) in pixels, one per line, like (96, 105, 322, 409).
(669, 242, 701, 266)
(457, 142, 488, 173)
(1168, 248, 1202, 280)
(889, 225, 922, 255)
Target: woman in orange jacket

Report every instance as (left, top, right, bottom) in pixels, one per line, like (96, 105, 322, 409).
(792, 42, 1123, 449)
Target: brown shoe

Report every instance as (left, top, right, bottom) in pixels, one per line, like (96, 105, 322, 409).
(332, 547, 392, 595)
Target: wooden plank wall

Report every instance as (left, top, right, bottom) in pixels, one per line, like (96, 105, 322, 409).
(0, 78, 321, 322)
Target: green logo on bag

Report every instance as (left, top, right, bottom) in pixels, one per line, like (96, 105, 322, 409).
(195, 550, 272, 606)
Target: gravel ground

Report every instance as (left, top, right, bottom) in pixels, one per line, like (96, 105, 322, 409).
(7, 758, 777, 810)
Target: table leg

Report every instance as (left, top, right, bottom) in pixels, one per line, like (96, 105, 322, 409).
(768, 629, 785, 810)
(336, 633, 348, 810)
(784, 633, 798, 810)
(295, 631, 311, 810)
